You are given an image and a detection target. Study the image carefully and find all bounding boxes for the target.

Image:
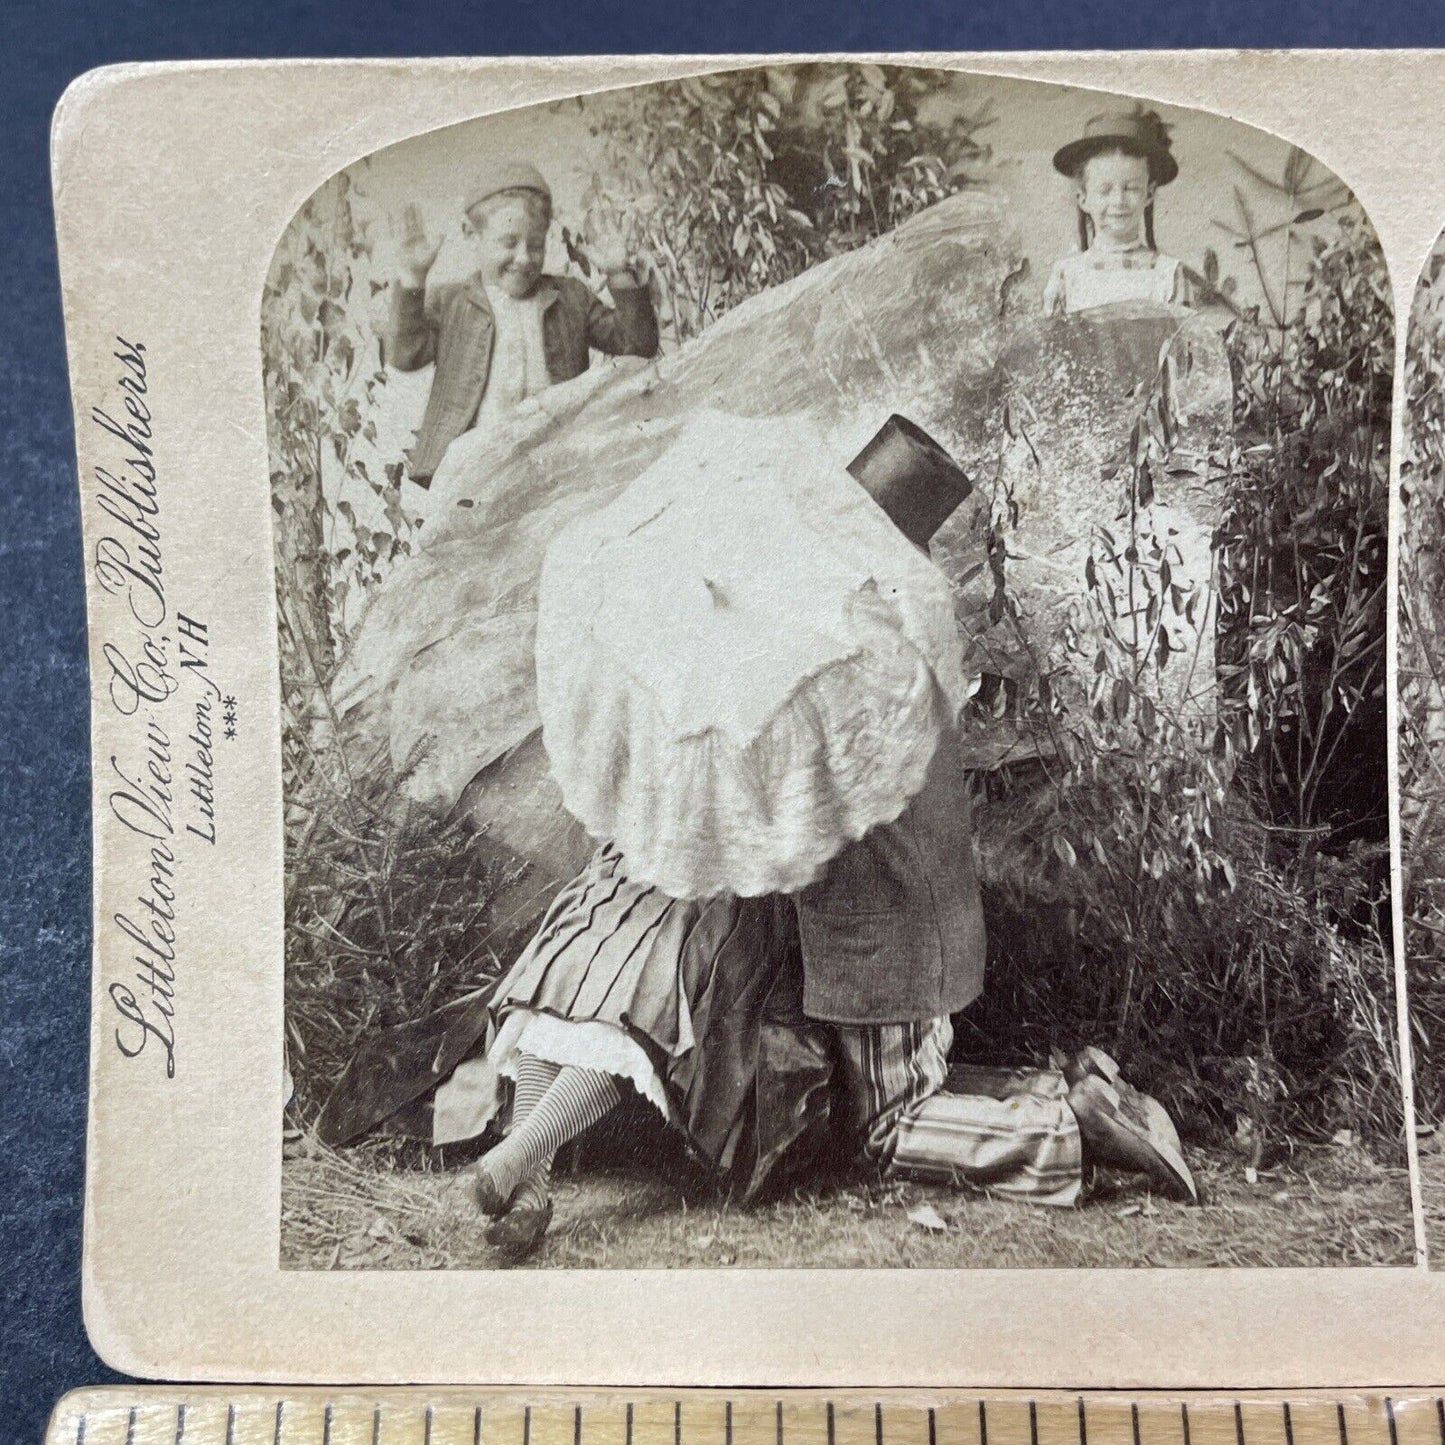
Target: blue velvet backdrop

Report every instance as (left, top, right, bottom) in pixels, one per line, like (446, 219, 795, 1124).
(4, 4, 1442, 1440)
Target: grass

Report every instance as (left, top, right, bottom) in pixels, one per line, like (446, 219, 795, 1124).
(280, 1130, 1414, 1271)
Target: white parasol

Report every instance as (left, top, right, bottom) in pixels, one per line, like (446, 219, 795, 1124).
(535, 410, 972, 899)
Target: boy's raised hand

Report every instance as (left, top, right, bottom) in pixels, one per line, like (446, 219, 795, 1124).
(393, 203, 443, 288)
(582, 228, 643, 284)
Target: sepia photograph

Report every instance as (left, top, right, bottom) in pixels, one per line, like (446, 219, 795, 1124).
(1401, 224, 1445, 1265)
(264, 62, 1406, 1270)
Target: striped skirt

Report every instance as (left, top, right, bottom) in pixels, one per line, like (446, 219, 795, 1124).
(494, 844, 717, 1064)
(485, 844, 828, 1188)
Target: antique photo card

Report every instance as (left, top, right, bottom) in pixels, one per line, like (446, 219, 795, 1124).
(51, 51, 1445, 1385)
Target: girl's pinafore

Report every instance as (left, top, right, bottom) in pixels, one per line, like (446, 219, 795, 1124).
(1042, 245, 1188, 316)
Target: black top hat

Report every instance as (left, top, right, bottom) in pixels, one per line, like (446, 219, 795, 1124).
(1051, 108, 1178, 187)
(847, 415, 973, 550)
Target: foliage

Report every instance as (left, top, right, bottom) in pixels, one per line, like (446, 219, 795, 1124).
(282, 738, 522, 1127)
(262, 168, 418, 698)
(966, 329, 1236, 1056)
(969, 779, 1397, 1145)
(1402, 241, 1445, 1121)
(575, 64, 995, 343)
(1184, 145, 1354, 323)
(1214, 215, 1392, 853)
(969, 154, 1397, 1144)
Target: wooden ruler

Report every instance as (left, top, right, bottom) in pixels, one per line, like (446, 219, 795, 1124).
(41, 1390, 1445, 1445)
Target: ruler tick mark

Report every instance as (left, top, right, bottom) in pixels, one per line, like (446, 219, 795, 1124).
(1436, 1398, 1444, 1445)
(126, 1407, 137, 1445)
(1235, 1402, 1245, 1445)
(373, 1403, 382, 1445)
(777, 1399, 785, 1445)
(626, 1403, 634, 1445)
(427, 1404, 435, 1445)
(1031, 1401, 1039, 1445)
(828, 1401, 836, 1445)
(1284, 1402, 1295, 1445)
(226, 1404, 236, 1445)
(576, 1404, 583, 1445)
(727, 1402, 734, 1445)
(928, 1407, 937, 1445)
(878, 1401, 885, 1445)
(324, 1403, 333, 1445)
(526, 1404, 534, 1445)
(1078, 1398, 1088, 1445)
(75, 1415, 86, 1445)
(675, 1401, 683, 1445)
(979, 1399, 989, 1445)
(1387, 1399, 1399, 1445)
(476, 1406, 484, 1445)
(1181, 1401, 1192, 1445)
(1131, 1402, 1140, 1445)
(1339, 1402, 1350, 1445)
(176, 1402, 188, 1445)
(275, 1399, 285, 1444)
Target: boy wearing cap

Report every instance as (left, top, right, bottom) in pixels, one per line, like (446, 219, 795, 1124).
(383, 161, 659, 488)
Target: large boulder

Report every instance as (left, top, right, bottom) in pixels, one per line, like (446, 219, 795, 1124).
(333, 190, 1019, 875)
(331, 189, 1230, 947)
(933, 304, 1231, 765)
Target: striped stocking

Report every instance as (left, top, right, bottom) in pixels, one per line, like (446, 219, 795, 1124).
(505, 1053, 562, 1212)
(511, 1052, 562, 1127)
(478, 1058, 622, 1210)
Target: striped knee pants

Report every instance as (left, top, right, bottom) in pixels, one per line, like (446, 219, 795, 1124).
(831, 1017, 1083, 1206)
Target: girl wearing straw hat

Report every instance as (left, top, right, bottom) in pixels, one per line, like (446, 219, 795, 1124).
(1042, 108, 1191, 317)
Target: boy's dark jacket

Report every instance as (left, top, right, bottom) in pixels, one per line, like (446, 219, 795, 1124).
(384, 273, 659, 485)
(794, 724, 986, 1025)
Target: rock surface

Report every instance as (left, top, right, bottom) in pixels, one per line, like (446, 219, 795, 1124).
(934, 303, 1231, 763)
(330, 190, 1230, 935)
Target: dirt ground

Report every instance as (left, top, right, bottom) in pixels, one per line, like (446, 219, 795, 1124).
(281, 1132, 1415, 1270)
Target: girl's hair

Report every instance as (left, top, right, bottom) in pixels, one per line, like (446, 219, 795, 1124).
(468, 187, 552, 234)
(1071, 143, 1158, 252)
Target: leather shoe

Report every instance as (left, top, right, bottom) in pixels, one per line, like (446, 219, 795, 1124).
(468, 1166, 511, 1218)
(1059, 1045, 1121, 1090)
(1060, 1049, 1191, 1187)
(1067, 1075, 1198, 1203)
(485, 1200, 554, 1263)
